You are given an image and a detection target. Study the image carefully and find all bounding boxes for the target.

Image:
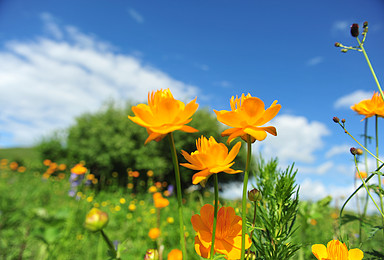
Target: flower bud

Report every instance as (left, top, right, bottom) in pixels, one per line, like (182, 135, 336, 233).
(341, 49, 348, 53)
(356, 148, 363, 155)
(334, 42, 341, 47)
(363, 21, 368, 28)
(84, 208, 109, 232)
(350, 147, 357, 155)
(341, 119, 346, 124)
(144, 249, 159, 260)
(332, 117, 340, 123)
(248, 188, 262, 202)
(350, 23, 359, 37)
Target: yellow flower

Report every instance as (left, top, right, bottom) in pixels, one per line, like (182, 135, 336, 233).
(128, 204, 136, 211)
(148, 228, 161, 240)
(191, 204, 251, 259)
(167, 249, 183, 260)
(214, 94, 281, 143)
(128, 88, 199, 144)
(312, 239, 363, 260)
(180, 136, 242, 185)
(355, 171, 368, 179)
(351, 92, 384, 120)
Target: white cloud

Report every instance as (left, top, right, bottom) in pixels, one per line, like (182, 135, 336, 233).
(213, 80, 231, 88)
(306, 56, 324, 66)
(334, 90, 373, 109)
(253, 115, 330, 164)
(325, 144, 351, 158)
(128, 8, 144, 24)
(195, 63, 210, 71)
(331, 21, 349, 33)
(0, 14, 199, 147)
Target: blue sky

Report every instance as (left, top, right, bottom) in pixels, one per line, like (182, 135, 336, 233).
(1, 0, 384, 206)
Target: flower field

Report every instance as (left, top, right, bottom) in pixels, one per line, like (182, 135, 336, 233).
(1, 22, 384, 260)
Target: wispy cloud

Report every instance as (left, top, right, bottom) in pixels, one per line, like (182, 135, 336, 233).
(0, 13, 199, 147)
(325, 144, 351, 158)
(194, 63, 209, 71)
(40, 12, 63, 39)
(128, 8, 144, 24)
(306, 56, 324, 66)
(334, 90, 373, 109)
(213, 80, 231, 88)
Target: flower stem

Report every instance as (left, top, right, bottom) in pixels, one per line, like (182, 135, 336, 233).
(375, 115, 384, 233)
(100, 229, 118, 259)
(354, 156, 384, 219)
(357, 37, 384, 100)
(246, 201, 257, 258)
(210, 173, 219, 259)
(168, 133, 187, 259)
(241, 135, 252, 260)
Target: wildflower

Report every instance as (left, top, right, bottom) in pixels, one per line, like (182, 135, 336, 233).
(180, 136, 242, 185)
(153, 192, 169, 208)
(355, 171, 368, 179)
(147, 170, 154, 177)
(351, 92, 384, 120)
(128, 88, 199, 144)
(214, 94, 281, 143)
(58, 164, 66, 171)
(17, 166, 26, 173)
(119, 198, 126, 204)
(84, 208, 109, 232)
(167, 217, 175, 224)
(128, 204, 136, 211)
(312, 239, 363, 260)
(148, 228, 161, 240)
(191, 204, 251, 259)
(9, 162, 18, 171)
(71, 164, 87, 175)
(43, 159, 51, 166)
(148, 186, 157, 193)
(350, 23, 359, 37)
(167, 249, 183, 260)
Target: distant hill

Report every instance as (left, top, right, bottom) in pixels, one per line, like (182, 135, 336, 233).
(0, 147, 40, 164)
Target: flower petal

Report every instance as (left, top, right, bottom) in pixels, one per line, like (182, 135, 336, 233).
(244, 127, 268, 141)
(312, 244, 328, 260)
(348, 248, 364, 260)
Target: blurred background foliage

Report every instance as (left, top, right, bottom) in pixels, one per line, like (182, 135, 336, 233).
(37, 101, 247, 190)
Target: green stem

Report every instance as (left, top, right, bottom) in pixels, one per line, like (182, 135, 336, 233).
(168, 133, 187, 259)
(338, 122, 384, 164)
(246, 201, 257, 258)
(357, 37, 384, 100)
(241, 135, 252, 260)
(100, 229, 118, 259)
(210, 173, 219, 259)
(354, 157, 384, 218)
(375, 115, 384, 233)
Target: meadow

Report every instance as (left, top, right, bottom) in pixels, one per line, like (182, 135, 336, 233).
(0, 147, 382, 259)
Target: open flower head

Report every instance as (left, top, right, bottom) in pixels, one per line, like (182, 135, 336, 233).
(153, 192, 169, 208)
(351, 92, 384, 120)
(312, 239, 363, 260)
(128, 88, 199, 144)
(167, 249, 182, 260)
(180, 136, 242, 185)
(214, 94, 281, 143)
(191, 204, 251, 259)
(71, 163, 87, 175)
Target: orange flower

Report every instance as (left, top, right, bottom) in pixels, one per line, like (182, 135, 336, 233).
(148, 227, 161, 240)
(128, 88, 199, 144)
(180, 136, 242, 185)
(71, 164, 87, 175)
(153, 192, 169, 208)
(312, 239, 363, 260)
(9, 161, 18, 171)
(167, 249, 183, 260)
(351, 92, 384, 120)
(355, 171, 367, 179)
(191, 204, 251, 259)
(214, 94, 281, 143)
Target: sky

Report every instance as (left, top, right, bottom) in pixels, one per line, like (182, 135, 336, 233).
(1, 0, 384, 209)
